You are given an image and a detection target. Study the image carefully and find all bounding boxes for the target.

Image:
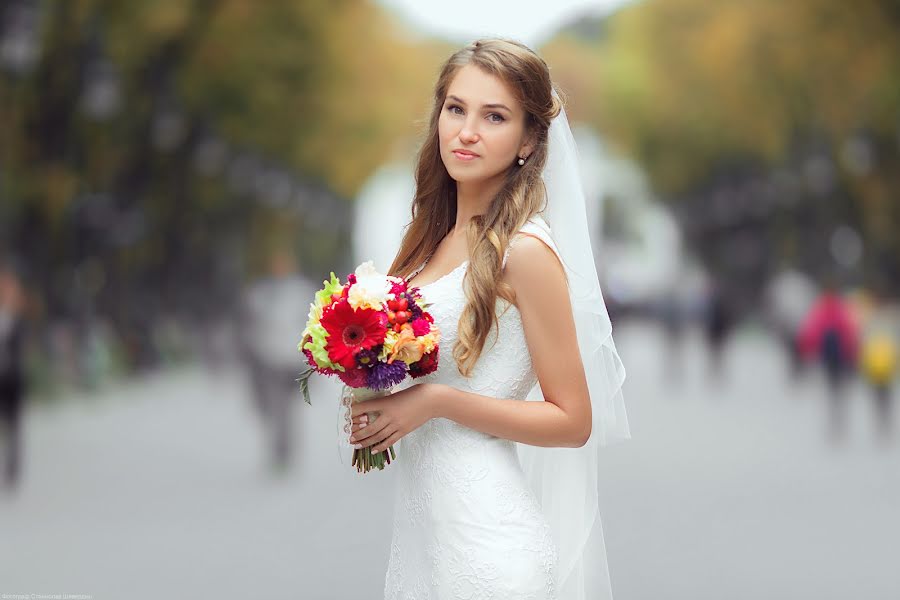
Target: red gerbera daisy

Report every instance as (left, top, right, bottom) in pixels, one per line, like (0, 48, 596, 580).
(321, 300, 387, 371)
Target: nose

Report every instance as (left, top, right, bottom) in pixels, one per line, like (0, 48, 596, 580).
(458, 115, 481, 144)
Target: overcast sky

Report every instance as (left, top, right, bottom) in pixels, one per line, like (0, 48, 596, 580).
(375, 0, 634, 46)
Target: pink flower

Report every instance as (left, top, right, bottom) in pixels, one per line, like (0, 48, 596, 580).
(411, 319, 431, 337)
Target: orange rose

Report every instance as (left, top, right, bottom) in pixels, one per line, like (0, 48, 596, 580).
(388, 323, 425, 365)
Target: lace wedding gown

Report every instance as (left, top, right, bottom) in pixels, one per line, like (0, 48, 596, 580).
(384, 216, 561, 600)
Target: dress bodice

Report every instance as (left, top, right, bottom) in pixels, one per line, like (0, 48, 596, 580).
(408, 261, 536, 401)
(404, 215, 557, 400)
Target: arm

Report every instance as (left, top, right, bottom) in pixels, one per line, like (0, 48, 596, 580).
(430, 385, 588, 448)
(430, 234, 592, 448)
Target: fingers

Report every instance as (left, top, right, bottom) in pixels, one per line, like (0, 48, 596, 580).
(350, 400, 380, 419)
(371, 430, 401, 454)
(350, 413, 375, 434)
(350, 415, 391, 447)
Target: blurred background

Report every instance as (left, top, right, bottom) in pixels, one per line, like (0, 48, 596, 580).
(1, 0, 899, 598)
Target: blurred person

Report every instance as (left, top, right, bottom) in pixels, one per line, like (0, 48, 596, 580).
(660, 294, 686, 381)
(238, 249, 316, 474)
(658, 273, 692, 383)
(0, 260, 27, 491)
(764, 266, 818, 380)
(858, 292, 899, 442)
(702, 280, 735, 381)
(861, 334, 896, 441)
(797, 279, 860, 442)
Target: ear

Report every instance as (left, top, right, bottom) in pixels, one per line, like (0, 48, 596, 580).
(519, 130, 537, 159)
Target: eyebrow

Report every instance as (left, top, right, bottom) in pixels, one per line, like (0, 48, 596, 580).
(446, 94, 512, 113)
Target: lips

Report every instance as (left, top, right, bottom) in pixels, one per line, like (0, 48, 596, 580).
(452, 150, 479, 161)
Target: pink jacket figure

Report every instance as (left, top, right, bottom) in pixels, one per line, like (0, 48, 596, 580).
(797, 291, 860, 369)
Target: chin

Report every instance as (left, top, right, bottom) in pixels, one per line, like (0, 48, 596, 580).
(442, 163, 476, 182)
(448, 170, 484, 183)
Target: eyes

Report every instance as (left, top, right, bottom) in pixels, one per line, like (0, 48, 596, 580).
(445, 103, 506, 124)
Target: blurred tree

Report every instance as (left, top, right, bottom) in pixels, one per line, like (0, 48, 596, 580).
(545, 0, 900, 299)
(0, 0, 451, 379)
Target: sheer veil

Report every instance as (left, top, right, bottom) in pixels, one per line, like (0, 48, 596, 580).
(515, 91, 631, 600)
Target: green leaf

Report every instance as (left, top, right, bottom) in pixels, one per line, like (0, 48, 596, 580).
(296, 368, 314, 405)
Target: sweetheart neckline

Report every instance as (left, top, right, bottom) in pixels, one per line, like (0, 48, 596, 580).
(407, 216, 552, 291)
(411, 260, 469, 290)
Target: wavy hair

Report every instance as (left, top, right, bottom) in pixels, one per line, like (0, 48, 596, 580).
(388, 38, 563, 377)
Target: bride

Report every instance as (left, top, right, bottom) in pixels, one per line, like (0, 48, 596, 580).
(346, 38, 630, 600)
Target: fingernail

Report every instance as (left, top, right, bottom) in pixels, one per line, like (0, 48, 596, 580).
(353, 444, 362, 449)
(349, 436, 356, 442)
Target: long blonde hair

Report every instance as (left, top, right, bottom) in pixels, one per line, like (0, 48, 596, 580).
(388, 38, 562, 376)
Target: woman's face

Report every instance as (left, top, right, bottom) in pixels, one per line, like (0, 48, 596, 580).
(438, 64, 533, 184)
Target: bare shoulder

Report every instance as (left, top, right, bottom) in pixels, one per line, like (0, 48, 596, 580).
(503, 233, 565, 296)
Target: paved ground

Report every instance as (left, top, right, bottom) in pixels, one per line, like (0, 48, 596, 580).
(603, 323, 900, 600)
(1, 321, 898, 600)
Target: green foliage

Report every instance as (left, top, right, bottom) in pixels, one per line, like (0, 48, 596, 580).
(550, 0, 900, 196)
(544, 0, 900, 288)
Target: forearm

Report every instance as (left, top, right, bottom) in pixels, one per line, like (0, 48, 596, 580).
(428, 383, 588, 448)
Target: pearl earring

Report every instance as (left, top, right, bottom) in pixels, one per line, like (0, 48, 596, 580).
(518, 157, 525, 166)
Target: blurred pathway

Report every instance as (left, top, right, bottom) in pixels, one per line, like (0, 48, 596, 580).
(0, 364, 394, 600)
(605, 322, 900, 600)
(1, 322, 898, 599)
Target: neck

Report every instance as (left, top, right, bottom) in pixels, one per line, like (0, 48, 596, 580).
(452, 175, 505, 234)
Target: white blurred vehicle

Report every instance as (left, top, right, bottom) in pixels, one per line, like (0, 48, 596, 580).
(352, 126, 700, 315)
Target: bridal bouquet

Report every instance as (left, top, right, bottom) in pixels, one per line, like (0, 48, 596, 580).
(297, 261, 440, 472)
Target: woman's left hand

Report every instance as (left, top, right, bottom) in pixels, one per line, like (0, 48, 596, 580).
(349, 383, 441, 454)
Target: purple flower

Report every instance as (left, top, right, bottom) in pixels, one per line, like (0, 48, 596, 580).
(355, 347, 379, 367)
(367, 360, 407, 390)
(407, 299, 424, 321)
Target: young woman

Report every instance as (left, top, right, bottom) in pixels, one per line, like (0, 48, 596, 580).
(348, 38, 630, 599)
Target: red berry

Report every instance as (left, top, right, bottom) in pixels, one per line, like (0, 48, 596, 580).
(397, 297, 409, 312)
(387, 310, 396, 323)
(387, 299, 400, 311)
(395, 311, 408, 324)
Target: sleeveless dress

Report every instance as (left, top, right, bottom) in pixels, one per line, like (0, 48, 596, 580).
(384, 216, 560, 600)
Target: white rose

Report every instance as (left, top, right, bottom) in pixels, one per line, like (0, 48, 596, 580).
(347, 261, 392, 310)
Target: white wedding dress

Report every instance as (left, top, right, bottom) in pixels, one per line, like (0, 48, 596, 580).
(384, 215, 562, 600)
